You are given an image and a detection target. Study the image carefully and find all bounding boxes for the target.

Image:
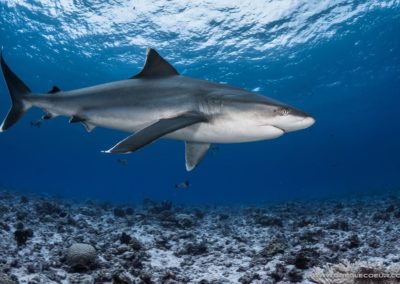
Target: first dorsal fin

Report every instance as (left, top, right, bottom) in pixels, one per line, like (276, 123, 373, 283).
(48, 86, 61, 94)
(131, 48, 179, 79)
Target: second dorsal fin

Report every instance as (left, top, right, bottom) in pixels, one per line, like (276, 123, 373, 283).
(131, 48, 179, 79)
(48, 86, 61, 94)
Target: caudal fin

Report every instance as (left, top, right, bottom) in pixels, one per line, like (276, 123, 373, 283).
(0, 52, 32, 132)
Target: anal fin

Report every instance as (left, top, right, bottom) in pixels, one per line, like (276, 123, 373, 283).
(69, 115, 95, 132)
(81, 121, 95, 133)
(185, 142, 210, 171)
(42, 111, 57, 120)
(69, 115, 85, 123)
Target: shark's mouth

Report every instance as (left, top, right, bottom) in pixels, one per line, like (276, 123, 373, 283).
(272, 125, 286, 133)
(258, 124, 286, 134)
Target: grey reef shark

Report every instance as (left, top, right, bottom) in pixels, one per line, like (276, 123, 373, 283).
(0, 48, 315, 171)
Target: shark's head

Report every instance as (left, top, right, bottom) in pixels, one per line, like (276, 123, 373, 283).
(265, 103, 315, 133)
(205, 89, 315, 142)
(231, 93, 315, 134)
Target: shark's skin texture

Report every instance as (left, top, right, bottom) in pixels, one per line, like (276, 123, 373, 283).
(0, 48, 315, 170)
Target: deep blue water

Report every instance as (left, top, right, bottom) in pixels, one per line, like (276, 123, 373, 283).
(0, 0, 399, 204)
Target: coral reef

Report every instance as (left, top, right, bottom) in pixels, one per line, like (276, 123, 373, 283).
(0, 188, 399, 283)
(0, 272, 16, 284)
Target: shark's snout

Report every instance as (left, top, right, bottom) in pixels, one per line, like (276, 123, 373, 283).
(301, 116, 315, 128)
(287, 106, 315, 130)
(284, 115, 315, 132)
(270, 106, 315, 132)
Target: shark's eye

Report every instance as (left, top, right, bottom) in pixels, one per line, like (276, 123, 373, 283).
(278, 107, 290, 116)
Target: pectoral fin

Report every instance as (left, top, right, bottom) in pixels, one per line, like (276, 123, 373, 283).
(104, 113, 207, 154)
(185, 142, 210, 171)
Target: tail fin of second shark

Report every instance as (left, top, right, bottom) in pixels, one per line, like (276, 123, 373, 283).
(0, 52, 32, 132)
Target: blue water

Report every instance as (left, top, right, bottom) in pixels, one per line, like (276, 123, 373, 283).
(0, 0, 399, 204)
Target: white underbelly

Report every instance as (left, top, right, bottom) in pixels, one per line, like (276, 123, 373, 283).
(166, 121, 285, 143)
(88, 112, 285, 143)
(85, 110, 166, 133)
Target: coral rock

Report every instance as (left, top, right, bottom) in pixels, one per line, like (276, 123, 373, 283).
(65, 243, 96, 270)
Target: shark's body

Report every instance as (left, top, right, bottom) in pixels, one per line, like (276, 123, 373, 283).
(0, 48, 315, 170)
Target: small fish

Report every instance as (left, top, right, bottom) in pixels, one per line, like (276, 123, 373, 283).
(117, 158, 129, 165)
(175, 180, 190, 189)
(30, 119, 42, 128)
